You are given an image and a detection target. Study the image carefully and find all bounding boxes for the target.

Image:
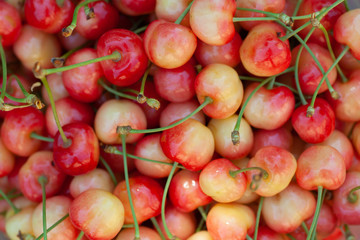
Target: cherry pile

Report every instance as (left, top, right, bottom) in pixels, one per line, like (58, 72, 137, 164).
(1, 0, 360, 239)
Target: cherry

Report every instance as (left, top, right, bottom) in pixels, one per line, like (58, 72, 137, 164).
(240, 22, 291, 77)
(115, 226, 161, 240)
(41, 73, 69, 105)
(5, 206, 35, 240)
(0, 1, 22, 47)
(0, 138, 15, 178)
(143, 19, 197, 69)
(256, 226, 289, 240)
(53, 122, 99, 176)
(97, 29, 148, 87)
(333, 41, 360, 75)
(69, 189, 125, 240)
(58, 30, 88, 51)
(113, 0, 156, 16)
(18, 151, 66, 202)
(155, 0, 192, 26)
(187, 231, 213, 240)
(100, 144, 136, 173)
(291, 98, 335, 144)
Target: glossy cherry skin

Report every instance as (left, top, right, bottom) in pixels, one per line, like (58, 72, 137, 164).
(70, 189, 125, 240)
(247, 146, 297, 197)
(143, 19, 197, 69)
(333, 171, 360, 224)
(243, 83, 295, 130)
(334, 9, 360, 60)
(41, 73, 69, 105)
(1, 107, 45, 157)
(113, 0, 156, 16)
(115, 226, 161, 240)
(45, 97, 94, 136)
(153, 61, 196, 102)
(25, 0, 74, 33)
(206, 203, 255, 240)
(113, 175, 163, 224)
(62, 48, 104, 102)
(296, 145, 346, 190)
(0, 138, 15, 178)
(333, 41, 360, 75)
(0, 1, 22, 47)
(18, 151, 66, 202)
(76, 0, 120, 40)
(5, 206, 35, 240)
(190, 0, 236, 46)
(53, 122, 99, 176)
(169, 169, 212, 212)
(291, 98, 335, 144)
(195, 63, 243, 119)
(240, 22, 291, 77)
(97, 29, 148, 87)
(155, 0, 192, 26)
(160, 119, 215, 171)
(100, 144, 136, 173)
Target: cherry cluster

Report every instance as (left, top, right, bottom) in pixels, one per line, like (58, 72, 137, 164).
(0, 0, 360, 239)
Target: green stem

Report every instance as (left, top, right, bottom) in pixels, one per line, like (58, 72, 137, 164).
(35, 214, 69, 240)
(0, 189, 19, 214)
(292, 0, 303, 16)
(99, 156, 118, 186)
(240, 76, 299, 94)
(174, 0, 194, 24)
(122, 96, 213, 134)
(197, 206, 207, 221)
(76, 231, 84, 240)
(344, 224, 355, 240)
(267, 76, 276, 90)
(306, 186, 324, 240)
(0, 37, 7, 101)
(344, 0, 350, 11)
(347, 185, 360, 203)
(51, 42, 90, 68)
(133, 25, 148, 34)
(229, 167, 269, 179)
(151, 217, 166, 240)
(279, 21, 311, 41)
(30, 132, 54, 143)
(0, 192, 22, 201)
(98, 79, 137, 101)
(62, 0, 101, 37)
(233, 17, 278, 22)
(253, 197, 264, 240)
(120, 134, 140, 239)
(287, 234, 297, 240)
(246, 235, 254, 240)
(302, 222, 309, 235)
(10, 74, 29, 97)
(236, 7, 279, 17)
(138, 64, 151, 102)
(38, 176, 48, 240)
(161, 162, 179, 239)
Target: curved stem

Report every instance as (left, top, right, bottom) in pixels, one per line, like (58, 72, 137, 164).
(306, 186, 324, 240)
(197, 206, 207, 221)
(99, 156, 118, 186)
(151, 217, 166, 240)
(229, 167, 269, 179)
(233, 17, 278, 22)
(0, 38, 7, 101)
(124, 96, 213, 134)
(51, 42, 90, 68)
(120, 134, 140, 239)
(138, 64, 151, 102)
(0, 189, 19, 214)
(347, 185, 360, 203)
(98, 79, 137, 101)
(30, 132, 54, 143)
(161, 162, 179, 240)
(253, 197, 264, 240)
(175, 0, 194, 24)
(40, 76, 69, 145)
(10, 74, 29, 97)
(38, 176, 48, 240)
(35, 214, 69, 240)
(76, 231, 84, 240)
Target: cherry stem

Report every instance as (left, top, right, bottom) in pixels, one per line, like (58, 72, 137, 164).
(0, 189, 20, 214)
(287, 234, 297, 240)
(197, 206, 207, 221)
(253, 197, 264, 240)
(76, 231, 84, 240)
(195, 205, 209, 232)
(319, 25, 348, 83)
(98, 78, 137, 101)
(233, 17, 279, 22)
(40, 76, 70, 146)
(99, 156, 118, 185)
(51, 42, 90, 68)
(122, 224, 135, 228)
(151, 217, 166, 240)
(293, 0, 303, 16)
(347, 185, 360, 203)
(56, 0, 64, 7)
(246, 235, 254, 240)
(229, 167, 269, 179)
(161, 162, 179, 240)
(119, 96, 213, 135)
(0, 37, 7, 102)
(174, 0, 194, 24)
(266, 76, 276, 90)
(133, 25, 148, 34)
(120, 134, 140, 239)
(10, 74, 29, 97)
(302, 222, 309, 235)
(0, 192, 22, 201)
(232, 67, 295, 145)
(30, 132, 54, 143)
(62, 0, 101, 37)
(138, 64, 151, 103)
(307, 45, 349, 115)
(104, 145, 186, 169)
(306, 186, 324, 240)
(38, 175, 49, 240)
(36, 51, 121, 78)
(35, 214, 69, 240)
(279, 21, 311, 41)
(344, 224, 355, 240)
(241, 76, 299, 95)
(344, 0, 350, 11)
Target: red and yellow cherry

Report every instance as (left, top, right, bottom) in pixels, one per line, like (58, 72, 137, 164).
(0, 1, 22, 47)
(115, 226, 161, 240)
(333, 41, 360, 75)
(187, 231, 213, 240)
(160, 118, 214, 171)
(5, 206, 35, 240)
(190, 0, 236, 46)
(97, 29, 148, 86)
(143, 19, 197, 69)
(169, 169, 212, 212)
(256, 226, 289, 240)
(113, 175, 163, 224)
(155, 0, 192, 26)
(100, 144, 136, 173)
(195, 63, 243, 119)
(94, 99, 147, 144)
(240, 22, 291, 77)
(113, 0, 156, 16)
(206, 203, 255, 240)
(246, 146, 297, 197)
(0, 138, 15, 177)
(18, 151, 66, 202)
(41, 73, 69, 105)
(69, 189, 124, 240)
(242, 83, 295, 130)
(1, 107, 45, 157)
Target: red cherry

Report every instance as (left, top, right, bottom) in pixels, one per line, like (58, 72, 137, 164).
(0, 1, 22, 47)
(113, 0, 156, 16)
